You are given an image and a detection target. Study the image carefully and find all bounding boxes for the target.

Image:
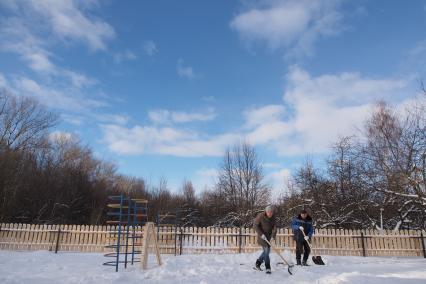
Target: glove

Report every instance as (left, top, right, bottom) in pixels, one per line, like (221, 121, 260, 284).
(304, 236, 309, 241)
(261, 234, 267, 241)
(299, 226, 304, 231)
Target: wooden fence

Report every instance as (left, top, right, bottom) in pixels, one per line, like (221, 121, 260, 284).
(1, 223, 425, 257)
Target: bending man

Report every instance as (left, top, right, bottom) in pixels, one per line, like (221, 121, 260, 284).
(254, 205, 277, 274)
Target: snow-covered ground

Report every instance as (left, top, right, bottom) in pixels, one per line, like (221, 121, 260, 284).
(0, 250, 425, 284)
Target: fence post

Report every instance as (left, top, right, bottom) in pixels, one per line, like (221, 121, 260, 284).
(55, 227, 61, 254)
(179, 228, 183, 255)
(360, 231, 366, 257)
(421, 231, 426, 259)
(238, 227, 242, 254)
(174, 225, 178, 256)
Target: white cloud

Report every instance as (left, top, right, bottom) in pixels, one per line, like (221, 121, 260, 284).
(284, 66, 407, 105)
(262, 163, 282, 169)
(28, 0, 115, 51)
(113, 50, 138, 63)
(101, 124, 239, 157)
(61, 114, 84, 126)
(0, 73, 8, 89)
(193, 168, 218, 192)
(401, 40, 426, 76)
(1, 1, 114, 52)
(143, 40, 158, 56)
(177, 59, 196, 79)
(244, 67, 409, 156)
(0, 9, 98, 89)
(95, 114, 129, 125)
(0, 0, 120, 127)
(246, 120, 291, 145)
(100, 66, 412, 159)
(49, 131, 73, 142)
(149, 108, 216, 124)
(0, 18, 55, 73)
(243, 105, 286, 128)
(13, 77, 107, 112)
(196, 168, 218, 179)
(230, 0, 343, 56)
(266, 168, 292, 200)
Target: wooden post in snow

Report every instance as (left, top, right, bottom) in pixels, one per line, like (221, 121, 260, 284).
(140, 222, 162, 270)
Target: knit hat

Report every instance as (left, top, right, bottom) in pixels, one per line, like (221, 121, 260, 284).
(265, 205, 274, 212)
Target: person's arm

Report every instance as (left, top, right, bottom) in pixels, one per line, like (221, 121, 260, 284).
(253, 214, 264, 237)
(307, 222, 314, 237)
(272, 223, 277, 239)
(291, 218, 300, 231)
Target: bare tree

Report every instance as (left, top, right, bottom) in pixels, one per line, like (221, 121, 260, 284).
(0, 91, 58, 151)
(214, 142, 269, 226)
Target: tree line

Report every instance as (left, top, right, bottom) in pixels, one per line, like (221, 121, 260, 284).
(1, 89, 425, 230)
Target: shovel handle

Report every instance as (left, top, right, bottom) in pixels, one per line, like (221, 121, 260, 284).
(264, 239, 292, 267)
(300, 229, 313, 250)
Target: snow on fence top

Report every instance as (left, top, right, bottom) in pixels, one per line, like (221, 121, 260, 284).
(0, 223, 425, 258)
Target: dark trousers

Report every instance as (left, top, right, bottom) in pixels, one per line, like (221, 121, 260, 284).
(257, 243, 271, 269)
(295, 240, 310, 262)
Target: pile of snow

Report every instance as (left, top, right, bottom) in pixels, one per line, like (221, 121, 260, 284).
(1, 250, 425, 283)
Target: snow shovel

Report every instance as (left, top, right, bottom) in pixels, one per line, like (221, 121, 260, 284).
(300, 229, 325, 265)
(264, 239, 295, 275)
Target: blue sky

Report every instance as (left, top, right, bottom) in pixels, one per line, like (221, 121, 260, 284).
(1, 0, 426, 195)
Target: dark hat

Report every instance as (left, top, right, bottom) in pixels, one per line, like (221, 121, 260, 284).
(300, 209, 308, 214)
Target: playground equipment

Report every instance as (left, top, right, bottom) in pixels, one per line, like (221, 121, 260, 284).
(103, 194, 161, 271)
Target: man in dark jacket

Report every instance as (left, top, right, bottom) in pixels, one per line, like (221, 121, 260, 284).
(253, 205, 277, 274)
(291, 209, 313, 266)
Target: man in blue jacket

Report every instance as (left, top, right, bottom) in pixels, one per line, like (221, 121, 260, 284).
(291, 209, 313, 266)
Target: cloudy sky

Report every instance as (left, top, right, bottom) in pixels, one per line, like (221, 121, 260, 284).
(1, 0, 425, 194)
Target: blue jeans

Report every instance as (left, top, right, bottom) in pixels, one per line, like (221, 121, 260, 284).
(258, 243, 271, 269)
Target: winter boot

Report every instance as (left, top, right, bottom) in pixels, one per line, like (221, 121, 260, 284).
(266, 269, 271, 274)
(296, 259, 302, 266)
(255, 259, 262, 271)
(302, 260, 309, 266)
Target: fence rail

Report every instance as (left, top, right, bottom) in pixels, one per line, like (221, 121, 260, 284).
(0, 223, 425, 257)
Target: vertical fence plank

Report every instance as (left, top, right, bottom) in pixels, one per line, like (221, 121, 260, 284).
(400, 230, 408, 256)
(369, 229, 375, 257)
(12, 223, 19, 250)
(22, 224, 32, 250)
(18, 223, 25, 250)
(0, 223, 4, 250)
(347, 229, 352, 256)
(48, 224, 56, 252)
(70, 224, 76, 251)
(10, 223, 16, 250)
(0, 223, 3, 250)
(376, 229, 382, 256)
(408, 230, 416, 257)
(4, 223, 10, 250)
(33, 224, 40, 251)
(79, 225, 85, 252)
(30, 224, 38, 251)
(23, 224, 30, 250)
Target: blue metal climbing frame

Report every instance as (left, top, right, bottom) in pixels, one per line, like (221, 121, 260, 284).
(103, 193, 148, 271)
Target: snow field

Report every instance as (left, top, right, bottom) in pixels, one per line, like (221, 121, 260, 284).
(0, 250, 425, 283)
